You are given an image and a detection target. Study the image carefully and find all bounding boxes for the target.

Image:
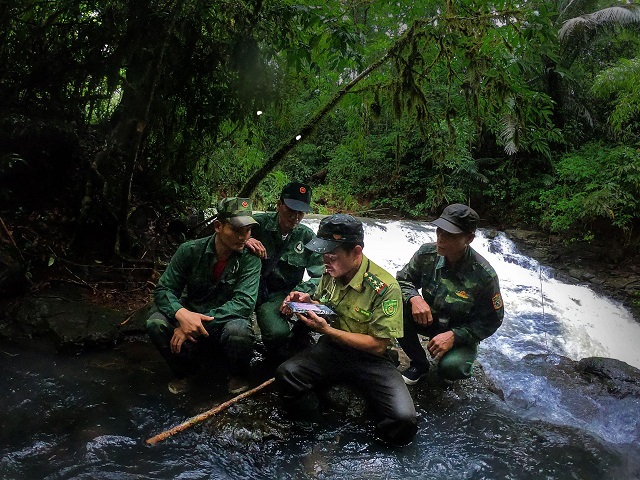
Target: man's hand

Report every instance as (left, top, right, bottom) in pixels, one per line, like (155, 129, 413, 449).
(245, 238, 267, 259)
(280, 290, 314, 314)
(175, 307, 213, 339)
(170, 327, 195, 354)
(410, 295, 433, 326)
(427, 331, 454, 360)
(296, 311, 330, 334)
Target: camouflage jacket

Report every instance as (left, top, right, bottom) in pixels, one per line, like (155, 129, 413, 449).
(396, 244, 504, 345)
(154, 234, 261, 324)
(250, 212, 324, 295)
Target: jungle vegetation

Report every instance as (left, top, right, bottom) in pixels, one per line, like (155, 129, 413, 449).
(1, 0, 640, 263)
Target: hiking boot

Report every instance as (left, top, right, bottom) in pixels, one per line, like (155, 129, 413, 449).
(401, 363, 429, 385)
(228, 376, 250, 395)
(168, 378, 190, 394)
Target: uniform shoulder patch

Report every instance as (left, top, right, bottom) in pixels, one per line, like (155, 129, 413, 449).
(492, 293, 503, 310)
(382, 299, 399, 316)
(364, 271, 388, 296)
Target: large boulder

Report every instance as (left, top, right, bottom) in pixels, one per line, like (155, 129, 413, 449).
(0, 284, 149, 351)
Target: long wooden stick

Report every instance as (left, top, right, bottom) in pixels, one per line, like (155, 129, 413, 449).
(145, 377, 275, 445)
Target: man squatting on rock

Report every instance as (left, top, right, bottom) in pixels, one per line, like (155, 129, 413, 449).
(244, 182, 324, 363)
(146, 197, 261, 395)
(275, 214, 418, 446)
(397, 203, 504, 384)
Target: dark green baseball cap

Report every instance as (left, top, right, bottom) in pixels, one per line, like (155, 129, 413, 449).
(281, 182, 312, 212)
(431, 203, 479, 234)
(217, 197, 258, 227)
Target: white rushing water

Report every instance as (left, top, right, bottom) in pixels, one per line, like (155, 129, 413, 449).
(303, 217, 640, 445)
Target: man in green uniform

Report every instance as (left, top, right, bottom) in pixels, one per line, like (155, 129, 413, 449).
(146, 197, 261, 395)
(397, 203, 504, 384)
(276, 214, 417, 446)
(245, 182, 324, 361)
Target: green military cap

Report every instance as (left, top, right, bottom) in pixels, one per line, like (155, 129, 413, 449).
(280, 181, 312, 212)
(431, 203, 479, 234)
(217, 197, 258, 227)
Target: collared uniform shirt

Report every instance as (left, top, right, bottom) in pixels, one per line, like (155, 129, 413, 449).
(396, 244, 504, 345)
(251, 212, 324, 294)
(154, 234, 261, 324)
(313, 254, 403, 339)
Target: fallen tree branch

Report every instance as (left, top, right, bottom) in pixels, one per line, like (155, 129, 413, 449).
(145, 377, 275, 445)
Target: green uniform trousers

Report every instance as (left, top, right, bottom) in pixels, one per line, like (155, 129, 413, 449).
(398, 310, 478, 381)
(256, 291, 290, 354)
(146, 310, 255, 379)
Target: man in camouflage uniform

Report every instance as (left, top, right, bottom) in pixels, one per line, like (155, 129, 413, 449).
(276, 214, 417, 446)
(147, 197, 261, 395)
(397, 203, 504, 384)
(245, 182, 324, 361)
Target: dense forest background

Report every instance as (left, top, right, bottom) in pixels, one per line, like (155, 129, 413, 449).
(1, 0, 640, 297)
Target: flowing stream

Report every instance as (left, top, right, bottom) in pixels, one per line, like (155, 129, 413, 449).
(1, 218, 639, 479)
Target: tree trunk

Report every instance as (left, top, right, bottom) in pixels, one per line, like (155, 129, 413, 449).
(238, 21, 417, 198)
(80, 0, 182, 256)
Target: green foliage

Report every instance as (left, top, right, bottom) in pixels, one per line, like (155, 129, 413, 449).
(539, 142, 640, 240)
(3, 0, 640, 254)
(592, 56, 640, 137)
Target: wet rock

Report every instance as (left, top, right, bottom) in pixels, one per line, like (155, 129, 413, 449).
(577, 357, 640, 399)
(0, 284, 145, 351)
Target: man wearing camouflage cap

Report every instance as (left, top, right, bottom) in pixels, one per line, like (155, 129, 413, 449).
(396, 203, 504, 384)
(146, 197, 261, 395)
(275, 213, 417, 446)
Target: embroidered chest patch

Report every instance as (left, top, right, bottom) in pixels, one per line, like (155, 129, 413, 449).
(456, 290, 469, 299)
(492, 293, 503, 310)
(294, 241, 304, 254)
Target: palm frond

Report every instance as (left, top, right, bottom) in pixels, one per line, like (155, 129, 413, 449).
(499, 115, 518, 155)
(559, 5, 640, 42)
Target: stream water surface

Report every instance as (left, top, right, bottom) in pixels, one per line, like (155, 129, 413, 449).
(1, 218, 639, 479)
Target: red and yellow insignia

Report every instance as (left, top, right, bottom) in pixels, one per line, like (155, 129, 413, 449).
(456, 290, 469, 299)
(332, 234, 343, 240)
(241, 201, 248, 208)
(364, 272, 388, 296)
(492, 293, 503, 310)
(300, 187, 307, 194)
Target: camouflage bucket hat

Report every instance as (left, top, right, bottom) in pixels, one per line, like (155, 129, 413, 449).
(305, 213, 364, 253)
(217, 197, 258, 227)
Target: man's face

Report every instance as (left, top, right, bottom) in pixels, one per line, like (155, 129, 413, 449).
(216, 221, 252, 252)
(436, 227, 473, 259)
(322, 246, 360, 279)
(277, 200, 305, 234)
